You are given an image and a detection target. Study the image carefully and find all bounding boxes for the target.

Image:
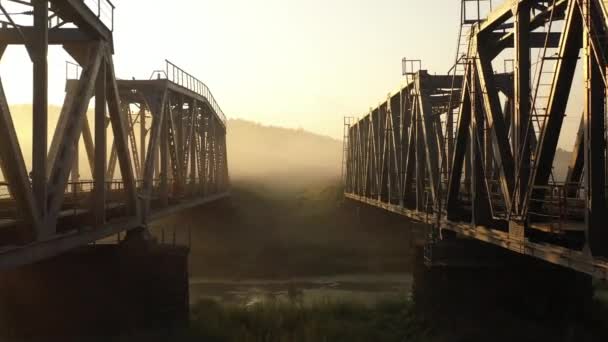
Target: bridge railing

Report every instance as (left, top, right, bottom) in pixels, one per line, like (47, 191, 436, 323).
(527, 183, 591, 230)
(83, 0, 115, 31)
(163, 60, 227, 124)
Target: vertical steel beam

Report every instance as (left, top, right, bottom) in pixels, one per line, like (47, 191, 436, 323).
(583, 0, 607, 256)
(470, 67, 491, 226)
(93, 62, 106, 226)
(190, 105, 197, 188)
(160, 101, 169, 207)
(417, 75, 441, 204)
(71, 137, 80, 192)
(403, 101, 417, 207)
(447, 73, 471, 219)
(140, 106, 146, 179)
(32, 0, 49, 224)
(177, 97, 184, 169)
(390, 94, 402, 202)
(200, 112, 208, 195)
(514, 2, 531, 212)
(415, 104, 426, 211)
(141, 91, 167, 221)
(364, 115, 373, 197)
(166, 99, 184, 192)
(379, 104, 388, 200)
(370, 109, 379, 197)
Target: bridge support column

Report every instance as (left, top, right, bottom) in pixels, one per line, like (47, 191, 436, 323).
(413, 239, 593, 320)
(0, 236, 189, 339)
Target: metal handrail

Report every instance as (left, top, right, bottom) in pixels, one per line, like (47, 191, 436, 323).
(83, 0, 115, 31)
(164, 60, 227, 124)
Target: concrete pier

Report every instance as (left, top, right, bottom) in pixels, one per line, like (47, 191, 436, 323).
(412, 239, 594, 320)
(0, 239, 189, 339)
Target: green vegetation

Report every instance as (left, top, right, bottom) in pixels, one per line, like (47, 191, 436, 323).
(112, 293, 608, 342)
(114, 297, 437, 342)
(186, 298, 430, 342)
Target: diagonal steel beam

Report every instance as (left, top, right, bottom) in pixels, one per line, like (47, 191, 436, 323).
(476, 46, 515, 210)
(447, 71, 472, 219)
(0, 76, 42, 240)
(48, 81, 77, 178)
(167, 99, 185, 192)
(416, 74, 441, 204)
(105, 52, 138, 217)
(82, 115, 95, 172)
(526, 1, 583, 214)
(93, 61, 106, 226)
(141, 90, 167, 221)
(46, 42, 103, 233)
(513, 1, 531, 213)
(402, 99, 417, 206)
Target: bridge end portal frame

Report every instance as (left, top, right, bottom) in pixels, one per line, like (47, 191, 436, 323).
(0, 1, 229, 271)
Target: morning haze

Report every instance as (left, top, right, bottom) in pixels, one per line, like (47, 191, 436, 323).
(1, 0, 462, 141)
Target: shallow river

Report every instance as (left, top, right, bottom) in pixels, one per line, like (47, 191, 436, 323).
(190, 273, 413, 307)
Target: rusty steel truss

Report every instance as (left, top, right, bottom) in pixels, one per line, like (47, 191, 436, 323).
(344, 0, 608, 280)
(0, 1, 229, 270)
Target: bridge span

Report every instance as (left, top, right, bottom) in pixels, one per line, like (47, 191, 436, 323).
(0, 1, 229, 270)
(344, 0, 608, 280)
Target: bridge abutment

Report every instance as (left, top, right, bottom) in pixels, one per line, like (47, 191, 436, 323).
(413, 239, 594, 320)
(0, 237, 189, 339)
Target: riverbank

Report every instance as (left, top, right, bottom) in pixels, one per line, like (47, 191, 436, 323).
(113, 291, 608, 342)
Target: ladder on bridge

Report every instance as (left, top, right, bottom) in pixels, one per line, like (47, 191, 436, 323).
(443, 0, 493, 182)
(439, 0, 492, 208)
(429, 0, 493, 263)
(529, 0, 560, 153)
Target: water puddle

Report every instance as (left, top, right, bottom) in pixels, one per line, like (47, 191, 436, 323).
(189, 273, 413, 306)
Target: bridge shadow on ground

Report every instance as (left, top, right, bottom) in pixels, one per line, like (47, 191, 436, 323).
(412, 244, 608, 342)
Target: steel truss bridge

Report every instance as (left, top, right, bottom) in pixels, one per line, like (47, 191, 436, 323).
(344, 0, 608, 280)
(0, 1, 229, 270)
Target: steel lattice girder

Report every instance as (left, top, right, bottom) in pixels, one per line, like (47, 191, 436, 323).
(0, 0, 230, 271)
(344, 0, 608, 278)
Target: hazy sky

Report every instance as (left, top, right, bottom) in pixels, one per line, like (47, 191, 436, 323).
(0, 0, 581, 146)
(0, 0, 464, 140)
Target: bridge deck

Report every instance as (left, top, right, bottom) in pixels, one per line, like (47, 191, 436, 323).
(345, 193, 608, 280)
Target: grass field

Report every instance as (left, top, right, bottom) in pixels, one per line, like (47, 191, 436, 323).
(114, 297, 434, 342)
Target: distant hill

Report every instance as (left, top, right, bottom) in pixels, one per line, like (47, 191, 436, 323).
(226, 119, 342, 189)
(0, 107, 573, 187)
